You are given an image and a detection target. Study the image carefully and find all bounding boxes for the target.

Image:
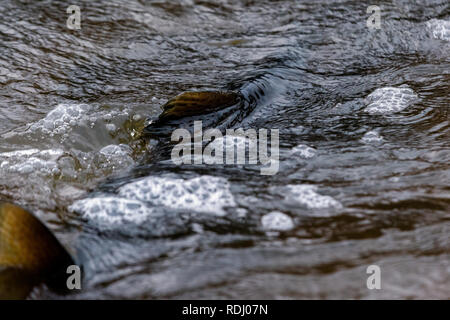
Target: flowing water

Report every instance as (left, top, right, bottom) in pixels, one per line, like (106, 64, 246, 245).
(0, 0, 449, 299)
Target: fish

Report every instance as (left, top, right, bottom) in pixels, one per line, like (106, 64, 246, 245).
(143, 90, 250, 138)
(159, 91, 242, 120)
(0, 202, 75, 299)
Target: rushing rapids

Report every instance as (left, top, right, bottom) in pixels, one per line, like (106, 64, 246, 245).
(0, 0, 449, 299)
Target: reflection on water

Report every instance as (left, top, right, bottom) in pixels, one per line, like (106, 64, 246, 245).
(0, 0, 449, 299)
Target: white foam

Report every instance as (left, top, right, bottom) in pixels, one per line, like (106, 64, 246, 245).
(0, 148, 64, 175)
(26, 103, 130, 141)
(261, 211, 294, 231)
(290, 144, 316, 159)
(364, 87, 419, 115)
(118, 175, 236, 216)
(285, 185, 342, 209)
(361, 130, 384, 143)
(0, 144, 134, 179)
(426, 19, 450, 41)
(69, 196, 158, 225)
(29, 104, 92, 138)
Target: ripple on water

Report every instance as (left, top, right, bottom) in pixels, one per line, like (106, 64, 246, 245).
(364, 86, 419, 115)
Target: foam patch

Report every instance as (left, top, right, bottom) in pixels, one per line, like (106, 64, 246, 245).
(426, 19, 450, 41)
(25, 103, 130, 143)
(364, 87, 419, 115)
(0, 144, 134, 178)
(0, 148, 64, 175)
(285, 185, 343, 209)
(361, 130, 384, 143)
(118, 175, 236, 216)
(290, 144, 316, 159)
(69, 196, 158, 225)
(29, 104, 92, 138)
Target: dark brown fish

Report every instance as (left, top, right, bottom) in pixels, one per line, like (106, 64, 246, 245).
(0, 202, 75, 299)
(159, 91, 241, 120)
(143, 90, 248, 138)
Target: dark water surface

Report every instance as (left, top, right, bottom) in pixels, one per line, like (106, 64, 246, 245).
(0, 0, 449, 299)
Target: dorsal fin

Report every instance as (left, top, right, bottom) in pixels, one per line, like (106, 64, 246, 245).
(159, 91, 241, 120)
(0, 202, 75, 298)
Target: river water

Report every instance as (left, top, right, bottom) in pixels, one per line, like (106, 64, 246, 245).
(0, 0, 449, 299)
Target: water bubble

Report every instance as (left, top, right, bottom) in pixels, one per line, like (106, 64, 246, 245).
(290, 144, 316, 159)
(261, 211, 294, 231)
(361, 130, 384, 143)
